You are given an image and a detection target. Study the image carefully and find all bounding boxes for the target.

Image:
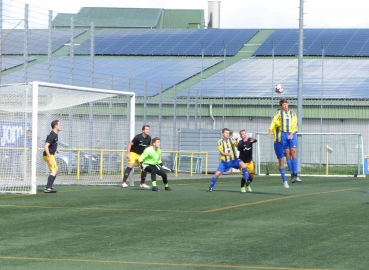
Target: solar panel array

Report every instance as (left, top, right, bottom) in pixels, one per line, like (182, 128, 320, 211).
(253, 29, 369, 56)
(1, 57, 221, 96)
(1, 57, 36, 71)
(2, 29, 86, 55)
(74, 29, 258, 56)
(178, 58, 369, 99)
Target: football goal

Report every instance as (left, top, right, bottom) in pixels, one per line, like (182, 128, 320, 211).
(0, 82, 135, 194)
(254, 132, 364, 177)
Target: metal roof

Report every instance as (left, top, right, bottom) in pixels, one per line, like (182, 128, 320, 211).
(52, 8, 162, 28)
(52, 7, 204, 29)
(159, 9, 204, 29)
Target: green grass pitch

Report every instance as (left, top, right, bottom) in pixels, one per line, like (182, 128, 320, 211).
(0, 176, 368, 270)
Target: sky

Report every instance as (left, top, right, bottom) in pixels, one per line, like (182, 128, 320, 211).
(6, 0, 369, 29)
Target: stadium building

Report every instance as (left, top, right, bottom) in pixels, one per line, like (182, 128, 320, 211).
(1, 5, 369, 178)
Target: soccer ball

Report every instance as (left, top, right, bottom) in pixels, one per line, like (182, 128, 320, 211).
(275, 84, 284, 94)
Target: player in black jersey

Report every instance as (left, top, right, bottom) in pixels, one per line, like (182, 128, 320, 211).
(237, 130, 257, 193)
(121, 125, 151, 188)
(43, 120, 62, 193)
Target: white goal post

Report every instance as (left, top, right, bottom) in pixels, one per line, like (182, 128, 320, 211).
(0, 81, 135, 194)
(254, 132, 364, 177)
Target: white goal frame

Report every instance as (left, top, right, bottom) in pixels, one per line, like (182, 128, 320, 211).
(1, 81, 135, 194)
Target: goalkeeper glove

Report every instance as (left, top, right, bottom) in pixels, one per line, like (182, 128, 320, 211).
(156, 163, 171, 171)
(161, 164, 172, 172)
(140, 163, 149, 171)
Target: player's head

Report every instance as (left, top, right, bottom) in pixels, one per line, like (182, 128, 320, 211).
(152, 137, 161, 148)
(222, 128, 230, 139)
(239, 129, 247, 140)
(26, 129, 32, 137)
(142, 125, 150, 136)
(279, 99, 289, 111)
(51, 120, 61, 131)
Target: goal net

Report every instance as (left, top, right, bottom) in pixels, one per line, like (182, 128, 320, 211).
(0, 82, 135, 194)
(255, 132, 363, 177)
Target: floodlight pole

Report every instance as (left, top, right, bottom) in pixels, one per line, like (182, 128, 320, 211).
(0, 0, 2, 86)
(320, 41, 324, 132)
(319, 41, 325, 167)
(23, 4, 29, 84)
(297, 0, 304, 174)
(48, 10, 52, 83)
(200, 41, 204, 129)
(297, 0, 304, 131)
(222, 41, 226, 127)
(271, 41, 275, 114)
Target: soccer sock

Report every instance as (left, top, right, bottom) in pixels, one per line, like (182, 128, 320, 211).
(247, 178, 253, 185)
(279, 168, 287, 182)
(292, 158, 299, 174)
(152, 180, 157, 187)
(140, 171, 147, 184)
(286, 159, 292, 173)
(46, 175, 55, 188)
(242, 168, 249, 182)
(51, 175, 56, 186)
(162, 176, 168, 185)
(164, 183, 169, 187)
(241, 178, 246, 188)
(209, 177, 218, 189)
(122, 167, 132, 182)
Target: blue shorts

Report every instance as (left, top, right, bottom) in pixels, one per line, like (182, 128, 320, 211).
(217, 159, 243, 173)
(274, 141, 284, 159)
(281, 132, 297, 150)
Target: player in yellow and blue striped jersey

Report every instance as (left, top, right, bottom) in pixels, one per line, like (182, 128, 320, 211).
(207, 128, 249, 192)
(268, 109, 289, 188)
(268, 99, 301, 183)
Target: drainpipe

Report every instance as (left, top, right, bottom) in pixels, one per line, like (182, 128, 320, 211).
(209, 104, 216, 129)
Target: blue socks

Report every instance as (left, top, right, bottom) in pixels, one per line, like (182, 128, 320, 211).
(209, 168, 249, 190)
(292, 158, 299, 174)
(242, 168, 249, 182)
(279, 168, 287, 182)
(287, 158, 298, 174)
(286, 159, 292, 174)
(209, 177, 218, 189)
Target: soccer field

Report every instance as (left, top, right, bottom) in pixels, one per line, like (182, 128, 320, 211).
(0, 176, 368, 270)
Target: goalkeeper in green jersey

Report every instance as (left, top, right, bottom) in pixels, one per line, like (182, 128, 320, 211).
(139, 137, 172, 191)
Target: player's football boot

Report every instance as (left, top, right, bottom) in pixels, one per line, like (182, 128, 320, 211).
(152, 186, 160, 191)
(121, 182, 128, 188)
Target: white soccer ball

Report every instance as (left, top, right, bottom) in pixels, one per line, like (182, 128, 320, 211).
(275, 84, 284, 94)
